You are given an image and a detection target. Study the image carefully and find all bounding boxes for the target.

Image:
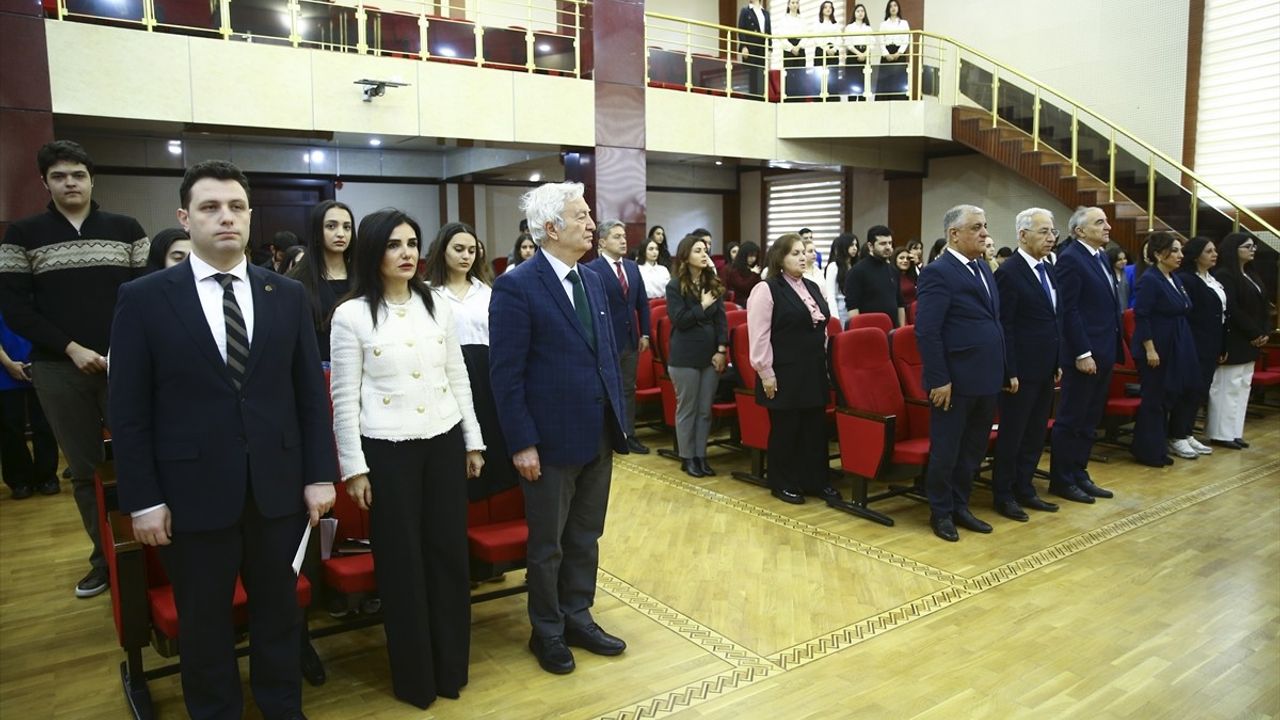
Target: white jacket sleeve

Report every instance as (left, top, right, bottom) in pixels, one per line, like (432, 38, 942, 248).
(328, 302, 368, 481)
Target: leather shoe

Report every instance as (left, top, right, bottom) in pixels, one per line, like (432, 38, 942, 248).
(626, 437, 650, 454)
(696, 457, 716, 476)
(564, 623, 626, 656)
(1018, 496, 1058, 513)
(10, 485, 33, 500)
(1078, 478, 1113, 498)
(1210, 438, 1243, 450)
(300, 639, 326, 686)
(1235, 438, 1250, 448)
(37, 478, 60, 495)
(817, 486, 843, 503)
(771, 488, 805, 505)
(930, 515, 959, 542)
(681, 459, 705, 478)
(993, 500, 1029, 522)
(952, 508, 993, 533)
(529, 634, 575, 674)
(1050, 484, 1095, 504)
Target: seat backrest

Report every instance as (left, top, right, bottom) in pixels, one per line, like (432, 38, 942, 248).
(906, 300, 917, 325)
(649, 297, 667, 311)
(847, 312, 893, 335)
(636, 345, 657, 389)
(654, 315, 672, 366)
(468, 485, 526, 526)
(826, 316, 842, 337)
(723, 301, 740, 313)
(330, 480, 371, 540)
(1122, 307, 1136, 348)
(725, 309, 748, 331)
(731, 322, 756, 388)
(832, 328, 906, 440)
(888, 324, 926, 401)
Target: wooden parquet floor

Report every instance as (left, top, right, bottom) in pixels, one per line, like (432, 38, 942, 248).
(2, 405, 1277, 719)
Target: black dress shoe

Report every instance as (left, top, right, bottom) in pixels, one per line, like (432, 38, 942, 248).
(626, 437, 651, 454)
(529, 634, 575, 674)
(771, 488, 805, 505)
(817, 486, 843, 503)
(564, 623, 626, 656)
(300, 639, 326, 686)
(993, 500, 1029, 522)
(1050, 484, 1095, 504)
(1078, 478, 1113, 498)
(930, 515, 959, 542)
(696, 457, 716, 476)
(1235, 438, 1250, 448)
(10, 485, 33, 500)
(37, 478, 60, 495)
(1209, 438, 1243, 449)
(1018, 496, 1059, 513)
(1162, 456, 1175, 466)
(681, 459, 705, 478)
(952, 508, 993, 533)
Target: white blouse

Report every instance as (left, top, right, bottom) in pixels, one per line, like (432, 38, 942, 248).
(772, 12, 809, 67)
(812, 19, 842, 56)
(329, 295, 484, 481)
(638, 262, 672, 300)
(430, 278, 492, 347)
(1198, 271, 1227, 324)
(878, 17, 910, 56)
(844, 21, 874, 56)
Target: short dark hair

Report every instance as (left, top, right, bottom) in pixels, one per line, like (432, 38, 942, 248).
(1144, 231, 1179, 264)
(867, 225, 893, 244)
(273, 230, 299, 248)
(798, 227, 813, 235)
(37, 140, 95, 178)
(179, 160, 250, 209)
(690, 227, 712, 239)
(995, 246, 1013, 259)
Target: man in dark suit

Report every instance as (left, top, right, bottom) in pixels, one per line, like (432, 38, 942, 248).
(737, 0, 772, 96)
(915, 205, 1007, 542)
(109, 160, 336, 720)
(489, 182, 629, 675)
(1050, 206, 1122, 504)
(586, 219, 652, 454)
(992, 208, 1063, 522)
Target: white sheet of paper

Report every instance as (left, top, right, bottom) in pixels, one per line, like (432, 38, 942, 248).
(292, 523, 312, 576)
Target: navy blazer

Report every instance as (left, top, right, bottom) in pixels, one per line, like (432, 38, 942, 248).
(915, 251, 1006, 397)
(736, 5, 771, 55)
(489, 251, 627, 466)
(585, 254, 651, 352)
(995, 254, 1063, 383)
(1177, 269, 1226, 363)
(1056, 239, 1124, 368)
(108, 263, 337, 533)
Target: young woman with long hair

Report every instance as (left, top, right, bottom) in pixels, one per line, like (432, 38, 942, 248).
(287, 199, 355, 360)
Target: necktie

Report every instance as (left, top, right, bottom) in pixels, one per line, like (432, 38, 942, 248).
(566, 269, 596, 351)
(614, 260, 629, 297)
(968, 260, 990, 298)
(1097, 252, 1120, 308)
(1035, 261, 1054, 308)
(215, 273, 249, 389)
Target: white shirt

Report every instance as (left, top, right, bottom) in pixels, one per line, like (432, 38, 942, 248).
(189, 252, 255, 362)
(750, 3, 765, 33)
(542, 250, 582, 308)
(431, 278, 492, 346)
(1198, 270, 1227, 324)
(844, 21, 874, 55)
(1017, 247, 1056, 308)
(823, 260, 843, 310)
(637, 262, 671, 300)
(947, 246, 990, 297)
(813, 19, 842, 55)
(879, 17, 910, 56)
(773, 12, 808, 67)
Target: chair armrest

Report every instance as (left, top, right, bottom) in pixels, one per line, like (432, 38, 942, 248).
(835, 407, 894, 478)
(106, 510, 151, 650)
(903, 397, 932, 437)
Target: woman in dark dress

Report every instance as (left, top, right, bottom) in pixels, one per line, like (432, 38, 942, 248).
(746, 233, 839, 505)
(1206, 232, 1271, 448)
(288, 199, 355, 362)
(1175, 237, 1226, 454)
(1130, 232, 1201, 467)
(722, 240, 762, 302)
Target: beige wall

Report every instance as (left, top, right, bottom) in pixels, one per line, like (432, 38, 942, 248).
(921, 155, 1072, 250)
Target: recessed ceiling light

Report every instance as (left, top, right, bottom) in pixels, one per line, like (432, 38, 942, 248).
(529, 172, 542, 182)
(537, 43, 551, 52)
(369, 138, 382, 147)
(309, 150, 325, 163)
(167, 140, 182, 155)
(714, 160, 723, 166)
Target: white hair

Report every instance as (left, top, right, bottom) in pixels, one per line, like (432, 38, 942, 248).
(942, 204, 984, 237)
(597, 219, 625, 239)
(520, 182, 585, 244)
(1015, 207, 1054, 235)
(1067, 206, 1097, 239)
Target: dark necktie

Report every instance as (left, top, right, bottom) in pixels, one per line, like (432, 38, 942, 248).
(614, 260, 629, 297)
(566, 269, 596, 350)
(967, 260, 990, 298)
(1097, 251, 1120, 308)
(215, 273, 249, 389)
(1035, 261, 1054, 308)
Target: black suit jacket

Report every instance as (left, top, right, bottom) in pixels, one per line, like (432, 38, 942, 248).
(915, 252, 1006, 397)
(737, 5, 771, 59)
(109, 262, 337, 532)
(995, 254, 1062, 383)
(1056, 239, 1124, 368)
(1214, 268, 1269, 364)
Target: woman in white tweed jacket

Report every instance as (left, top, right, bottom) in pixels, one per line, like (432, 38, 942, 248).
(328, 208, 483, 710)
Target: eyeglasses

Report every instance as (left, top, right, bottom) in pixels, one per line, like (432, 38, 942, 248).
(1239, 243, 1256, 250)
(1034, 228, 1060, 239)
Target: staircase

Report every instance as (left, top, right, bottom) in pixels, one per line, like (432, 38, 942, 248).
(951, 106, 1168, 254)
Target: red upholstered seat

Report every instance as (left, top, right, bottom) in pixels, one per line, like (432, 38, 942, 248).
(148, 574, 312, 641)
(468, 520, 528, 563)
(890, 437, 931, 465)
(888, 325, 926, 401)
(846, 312, 893, 335)
(725, 309, 748, 331)
(323, 553, 376, 595)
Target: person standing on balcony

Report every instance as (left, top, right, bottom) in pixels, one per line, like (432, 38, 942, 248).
(774, 0, 808, 101)
(844, 225, 906, 327)
(0, 140, 150, 599)
(876, 0, 910, 100)
(844, 3, 873, 100)
(737, 0, 772, 97)
(813, 1, 842, 99)
(1050, 206, 1122, 503)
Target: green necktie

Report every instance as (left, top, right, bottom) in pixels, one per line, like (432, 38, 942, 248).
(566, 268, 596, 351)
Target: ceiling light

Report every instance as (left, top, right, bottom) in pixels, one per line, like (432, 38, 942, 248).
(438, 46, 457, 57)
(714, 160, 723, 166)
(368, 138, 382, 147)
(537, 43, 551, 53)
(529, 172, 542, 182)
(309, 150, 325, 163)
(167, 140, 182, 155)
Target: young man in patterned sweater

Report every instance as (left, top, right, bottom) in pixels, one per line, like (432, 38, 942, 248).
(0, 140, 149, 598)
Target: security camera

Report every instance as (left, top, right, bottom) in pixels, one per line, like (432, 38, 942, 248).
(354, 78, 409, 103)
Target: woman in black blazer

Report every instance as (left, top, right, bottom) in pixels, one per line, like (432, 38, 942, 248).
(1206, 232, 1271, 448)
(1175, 237, 1226, 450)
(666, 234, 728, 477)
(745, 234, 839, 505)
(287, 199, 355, 362)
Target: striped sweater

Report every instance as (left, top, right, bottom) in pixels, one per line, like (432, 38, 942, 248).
(0, 201, 148, 361)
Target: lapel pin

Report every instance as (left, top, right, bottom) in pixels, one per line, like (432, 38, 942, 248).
(265, 284, 274, 292)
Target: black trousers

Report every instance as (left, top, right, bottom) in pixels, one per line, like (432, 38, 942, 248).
(926, 393, 997, 516)
(993, 376, 1054, 505)
(0, 387, 58, 490)
(766, 406, 828, 494)
(159, 495, 306, 720)
(1050, 363, 1113, 490)
(363, 426, 470, 709)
